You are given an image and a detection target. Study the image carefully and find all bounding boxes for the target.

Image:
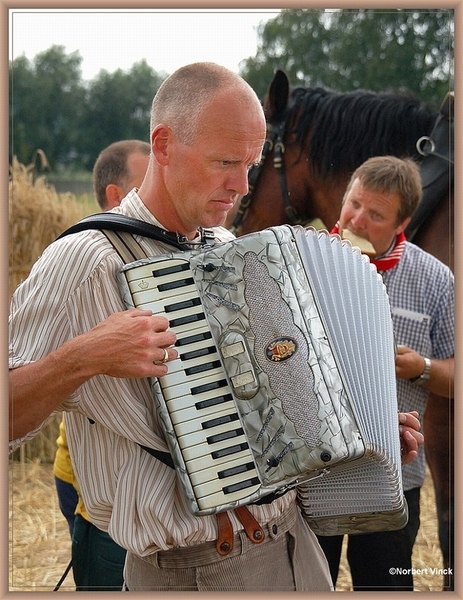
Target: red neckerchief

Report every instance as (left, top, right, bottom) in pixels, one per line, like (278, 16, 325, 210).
(330, 222, 406, 271)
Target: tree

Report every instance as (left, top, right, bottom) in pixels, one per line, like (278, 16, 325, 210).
(240, 9, 453, 104)
(10, 49, 167, 171)
(78, 60, 165, 169)
(10, 45, 86, 168)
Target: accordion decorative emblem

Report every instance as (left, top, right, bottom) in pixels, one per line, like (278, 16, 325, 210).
(118, 225, 408, 534)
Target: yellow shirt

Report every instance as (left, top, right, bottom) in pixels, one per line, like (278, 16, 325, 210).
(53, 417, 91, 521)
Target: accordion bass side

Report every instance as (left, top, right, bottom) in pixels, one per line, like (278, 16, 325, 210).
(117, 225, 408, 533)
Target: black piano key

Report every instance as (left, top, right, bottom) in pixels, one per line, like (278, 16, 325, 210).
(207, 427, 244, 445)
(165, 297, 202, 313)
(170, 313, 206, 328)
(218, 461, 255, 479)
(223, 477, 261, 494)
(202, 413, 239, 430)
(152, 263, 190, 277)
(185, 360, 221, 376)
(180, 346, 216, 361)
(191, 379, 228, 395)
(211, 442, 249, 459)
(176, 331, 212, 347)
(195, 394, 233, 410)
(158, 277, 195, 292)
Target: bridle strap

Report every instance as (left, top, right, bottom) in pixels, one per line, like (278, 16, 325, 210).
(230, 110, 304, 233)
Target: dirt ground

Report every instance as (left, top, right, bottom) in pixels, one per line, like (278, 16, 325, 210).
(9, 460, 445, 592)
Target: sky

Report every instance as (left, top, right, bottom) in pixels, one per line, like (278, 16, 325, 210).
(9, 8, 282, 81)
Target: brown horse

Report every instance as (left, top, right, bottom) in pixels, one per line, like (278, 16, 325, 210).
(226, 71, 454, 590)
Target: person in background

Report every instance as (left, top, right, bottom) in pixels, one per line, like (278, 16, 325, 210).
(53, 139, 150, 591)
(10, 64, 423, 592)
(320, 155, 454, 591)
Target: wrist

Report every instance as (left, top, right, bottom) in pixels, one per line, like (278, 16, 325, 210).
(409, 356, 431, 386)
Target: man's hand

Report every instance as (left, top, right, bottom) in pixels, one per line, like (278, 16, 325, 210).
(80, 309, 177, 379)
(399, 411, 424, 464)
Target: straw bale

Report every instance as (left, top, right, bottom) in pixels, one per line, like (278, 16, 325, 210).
(9, 460, 445, 592)
(9, 154, 82, 298)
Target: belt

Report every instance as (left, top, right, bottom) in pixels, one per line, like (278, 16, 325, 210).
(154, 502, 298, 568)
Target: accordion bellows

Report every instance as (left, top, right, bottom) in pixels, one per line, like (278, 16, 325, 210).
(118, 226, 407, 534)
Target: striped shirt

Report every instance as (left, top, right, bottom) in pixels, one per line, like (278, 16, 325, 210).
(9, 190, 295, 557)
(380, 242, 454, 490)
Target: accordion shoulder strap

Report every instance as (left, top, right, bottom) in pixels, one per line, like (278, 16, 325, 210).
(58, 215, 178, 469)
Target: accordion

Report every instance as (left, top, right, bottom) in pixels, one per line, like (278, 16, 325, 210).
(117, 225, 408, 534)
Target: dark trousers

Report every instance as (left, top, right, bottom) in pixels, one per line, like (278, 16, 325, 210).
(316, 487, 421, 591)
(72, 513, 127, 591)
(54, 476, 78, 536)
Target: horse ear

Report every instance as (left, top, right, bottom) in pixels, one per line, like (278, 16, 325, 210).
(265, 70, 290, 122)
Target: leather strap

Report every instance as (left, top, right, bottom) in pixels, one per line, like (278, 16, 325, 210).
(57, 212, 216, 250)
(234, 505, 265, 544)
(215, 511, 234, 556)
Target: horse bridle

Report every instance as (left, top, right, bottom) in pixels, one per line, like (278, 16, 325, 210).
(230, 110, 304, 234)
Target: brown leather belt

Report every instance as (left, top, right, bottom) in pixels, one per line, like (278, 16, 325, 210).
(154, 502, 298, 568)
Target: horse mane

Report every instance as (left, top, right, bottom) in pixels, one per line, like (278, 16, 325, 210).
(289, 86, 438, 180)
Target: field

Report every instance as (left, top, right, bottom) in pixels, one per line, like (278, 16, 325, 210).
(9, 459, 445, 592)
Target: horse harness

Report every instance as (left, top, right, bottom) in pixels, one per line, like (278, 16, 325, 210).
(230, 108, 306, 234)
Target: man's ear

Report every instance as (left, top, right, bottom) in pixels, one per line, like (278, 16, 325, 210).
(151, 124, 170, 166)
(105, 184, 125, 208)
(396, 216, 412, 235)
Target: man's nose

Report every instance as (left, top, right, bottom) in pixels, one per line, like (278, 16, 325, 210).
(351, 210, 367, 229)
(227, 167, 249, 196)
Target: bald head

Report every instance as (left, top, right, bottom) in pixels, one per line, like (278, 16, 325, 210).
(150, 62, 264, 145)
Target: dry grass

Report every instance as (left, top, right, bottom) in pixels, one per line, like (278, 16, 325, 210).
(9, 460, 445, 592)
(9, 154, 82, 298)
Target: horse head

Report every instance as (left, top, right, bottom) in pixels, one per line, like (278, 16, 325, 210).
(227, 70, 438, 236)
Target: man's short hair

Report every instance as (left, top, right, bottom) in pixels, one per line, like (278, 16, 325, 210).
(93, 140, 150, 209)
(343, 156, 423, 224)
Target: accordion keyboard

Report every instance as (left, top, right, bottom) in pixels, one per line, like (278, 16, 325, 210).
(123, 258, 261, 511)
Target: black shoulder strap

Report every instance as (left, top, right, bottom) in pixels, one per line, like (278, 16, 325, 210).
(57, 212, 216, 251)
(60, 213, 184, 469)
(57, 213, 188, 250)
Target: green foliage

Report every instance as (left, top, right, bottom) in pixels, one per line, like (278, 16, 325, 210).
(10, 47, 166, 170)
(240, 9, 453, 105)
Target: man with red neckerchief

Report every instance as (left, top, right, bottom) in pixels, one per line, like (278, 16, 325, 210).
(321, 155, 454, 591)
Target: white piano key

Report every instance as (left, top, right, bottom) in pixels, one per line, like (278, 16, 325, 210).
(196, 482, 262, 511)
(177, 420, 244, 451)
(131, 287, 201, 313)
(160, 371, 230, 402)
(172, 404, 239, 437)
(194, 470, 261, 508)
(160, 364, 225, 391)
(187, 451, 256, 485)
(125, 258, 191, 285)
(181, 430, 250, 462)
(167, 390, 234, 425)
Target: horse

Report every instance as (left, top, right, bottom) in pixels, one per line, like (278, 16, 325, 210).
(406, 93, 454, 591)
(226, 70, 454, 590)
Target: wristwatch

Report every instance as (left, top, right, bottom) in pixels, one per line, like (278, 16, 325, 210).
(410, 357, 431, 386)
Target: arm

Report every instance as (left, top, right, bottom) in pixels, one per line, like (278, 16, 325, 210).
(395, 345, 454, 397)
(9, 309, 177, 441)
